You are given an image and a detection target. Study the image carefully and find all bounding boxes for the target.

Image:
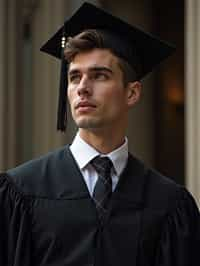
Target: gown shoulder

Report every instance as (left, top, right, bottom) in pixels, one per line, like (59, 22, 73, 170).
(154, 186, 200, 266)
(5, 145, 76, 198)
(0, 172, 32, 265)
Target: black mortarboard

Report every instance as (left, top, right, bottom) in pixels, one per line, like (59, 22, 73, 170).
(40, 2, 175, 131)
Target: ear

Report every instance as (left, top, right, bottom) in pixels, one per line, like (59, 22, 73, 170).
(126, 81, 142, 107)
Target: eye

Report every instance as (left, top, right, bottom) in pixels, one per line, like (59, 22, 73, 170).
(93, 72, 109, 80)
(69, 74, 81, 84)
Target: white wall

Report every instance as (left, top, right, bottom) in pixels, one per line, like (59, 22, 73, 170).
(185, 0, 200, 205)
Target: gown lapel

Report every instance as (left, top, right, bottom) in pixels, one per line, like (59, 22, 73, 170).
(54, 146, 91, 199)
(112, 153, 147, 204)
(105, 153, 148, 221)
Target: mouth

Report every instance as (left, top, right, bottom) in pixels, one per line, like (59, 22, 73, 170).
(75, 101, 97, 112)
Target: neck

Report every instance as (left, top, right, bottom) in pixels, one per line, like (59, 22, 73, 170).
(79, 127, 126, 154)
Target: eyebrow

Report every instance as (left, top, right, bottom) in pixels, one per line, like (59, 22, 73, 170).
(68, 66, 113, 76)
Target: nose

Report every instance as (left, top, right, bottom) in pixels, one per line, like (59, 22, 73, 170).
(77, 75, 92, 96)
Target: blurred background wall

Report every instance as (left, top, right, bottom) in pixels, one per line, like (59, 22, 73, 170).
(0, 0, 199, 205)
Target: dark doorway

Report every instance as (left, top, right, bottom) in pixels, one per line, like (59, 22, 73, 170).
(153, 0, 185, 185)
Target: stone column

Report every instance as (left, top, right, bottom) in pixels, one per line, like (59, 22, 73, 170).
(185, 0, 200, 205)
(0, 0, 23, 170)
(0, 0, 6, 171)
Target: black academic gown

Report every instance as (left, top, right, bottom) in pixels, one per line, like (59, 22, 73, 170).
(0, 146, 199, 266)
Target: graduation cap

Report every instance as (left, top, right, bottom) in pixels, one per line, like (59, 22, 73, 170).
(40, 2, 175, 131)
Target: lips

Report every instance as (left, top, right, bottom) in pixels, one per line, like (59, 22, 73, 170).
(75, 101, 96, 109)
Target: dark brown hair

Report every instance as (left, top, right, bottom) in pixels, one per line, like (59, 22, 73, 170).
(64, 29, 137, 85)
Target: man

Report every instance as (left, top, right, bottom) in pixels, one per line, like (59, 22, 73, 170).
(0, 2, 199, 266)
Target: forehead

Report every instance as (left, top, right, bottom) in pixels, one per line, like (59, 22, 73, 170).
(68, 48, 120, 72)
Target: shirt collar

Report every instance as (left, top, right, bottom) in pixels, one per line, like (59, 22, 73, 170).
(70, 133, 128, 176)
(70, 134, 100, 170)
(106, 138, 128, 176)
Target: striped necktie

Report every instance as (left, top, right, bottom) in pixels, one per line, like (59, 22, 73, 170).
(91, 156, 113, 220)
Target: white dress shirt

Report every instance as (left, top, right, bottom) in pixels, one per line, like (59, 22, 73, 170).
(70, 133, 128, 196)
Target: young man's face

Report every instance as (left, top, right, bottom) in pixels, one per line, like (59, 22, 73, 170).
(67, 48, 140, 132)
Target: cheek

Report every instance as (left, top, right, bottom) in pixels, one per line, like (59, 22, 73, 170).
(100, 90, 127, 115)
(105, 87, 127, 105)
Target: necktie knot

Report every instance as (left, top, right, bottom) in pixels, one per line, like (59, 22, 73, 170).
(91, 156, 113, 178)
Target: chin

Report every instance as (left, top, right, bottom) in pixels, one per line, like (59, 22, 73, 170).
(75, 117, 102, 129)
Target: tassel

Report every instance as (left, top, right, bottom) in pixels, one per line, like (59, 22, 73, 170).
(57, 34, 68, 131)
